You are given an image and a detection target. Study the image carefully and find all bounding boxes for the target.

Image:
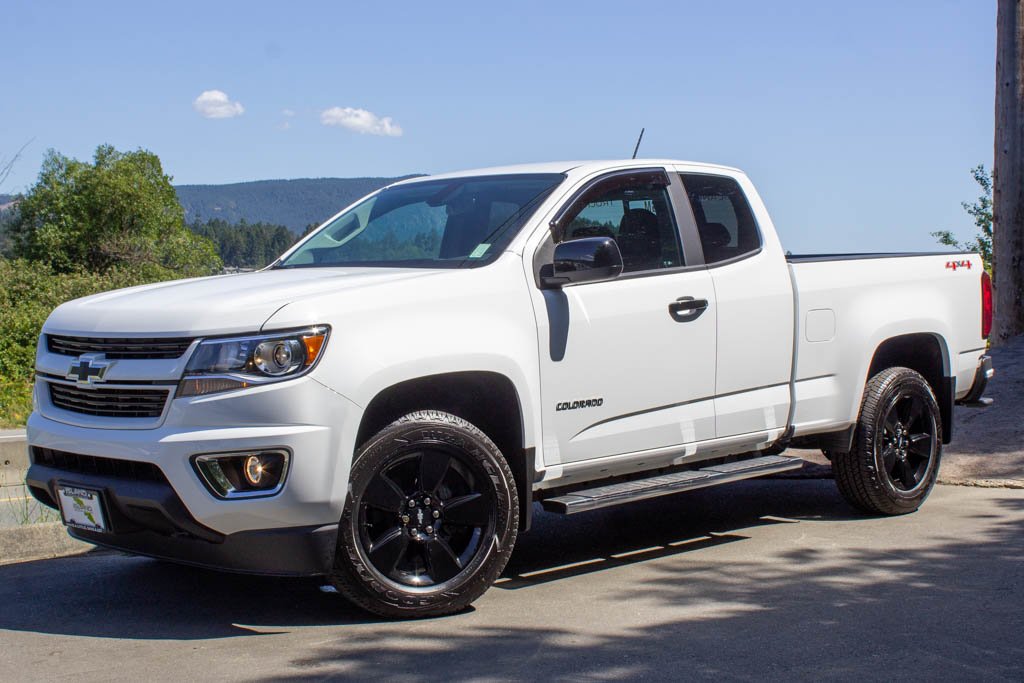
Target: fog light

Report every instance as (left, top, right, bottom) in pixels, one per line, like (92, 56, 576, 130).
(193, 450, 289, 499)
(244, 454, 265, 486)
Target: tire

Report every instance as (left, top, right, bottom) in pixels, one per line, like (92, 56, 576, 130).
(832, 367, 942, 515)
(330, 410, 519, 618)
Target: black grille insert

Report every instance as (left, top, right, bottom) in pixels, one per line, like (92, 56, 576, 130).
(48, 382, 169, 418)
(47, 335, 193, 360)
(31, 447, 167, 483)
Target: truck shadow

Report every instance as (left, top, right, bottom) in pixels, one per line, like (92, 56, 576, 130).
(497, 478, 857, 588)
(277, 489, 1024, 681)
(0, 481, 845, 641)
(1, 479, 1021, 683)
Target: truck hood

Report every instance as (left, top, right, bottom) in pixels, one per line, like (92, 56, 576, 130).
(44, 267, 447, 337)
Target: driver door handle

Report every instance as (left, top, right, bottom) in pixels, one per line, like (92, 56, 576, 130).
(668, 296, 709, 322)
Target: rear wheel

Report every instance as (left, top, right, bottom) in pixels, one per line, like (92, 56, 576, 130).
(330, 411, 518, 618)
(833, 367, 941, 515)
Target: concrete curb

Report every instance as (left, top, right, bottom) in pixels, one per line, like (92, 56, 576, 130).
(0, 522, 97, 566)
(0, 430, 28, 487)
(938, 477, 1024, 489)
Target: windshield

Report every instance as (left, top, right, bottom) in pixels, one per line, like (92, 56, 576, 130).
(276, 173, 565, 269)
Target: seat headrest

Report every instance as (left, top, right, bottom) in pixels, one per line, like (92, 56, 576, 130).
(619, 209, 659, 237)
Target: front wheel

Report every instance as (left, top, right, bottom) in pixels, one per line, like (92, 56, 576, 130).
(330, 411, 518, 618)
(833, 367, 942, 515)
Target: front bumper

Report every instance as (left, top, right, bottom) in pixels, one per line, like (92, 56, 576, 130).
(27, 457, 336, 575)
(25, 376, 362, 576)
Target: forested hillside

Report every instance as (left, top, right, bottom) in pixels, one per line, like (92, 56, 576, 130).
(189, 219, 297, 269)
(175, 176, 421, 232)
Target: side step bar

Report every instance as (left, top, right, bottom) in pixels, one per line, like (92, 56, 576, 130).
(540, 455, 804, 515)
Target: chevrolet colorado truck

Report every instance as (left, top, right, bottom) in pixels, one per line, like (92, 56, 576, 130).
(26, 160, 994, 618)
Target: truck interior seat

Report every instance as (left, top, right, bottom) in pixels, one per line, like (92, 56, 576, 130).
(617, 209, 662, 272)
(439, 209, 486, 258)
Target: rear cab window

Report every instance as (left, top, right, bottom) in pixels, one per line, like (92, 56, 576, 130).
(679, 173, 762, 265)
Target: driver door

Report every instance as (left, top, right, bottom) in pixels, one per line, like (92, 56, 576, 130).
(532, 169, 717, 466)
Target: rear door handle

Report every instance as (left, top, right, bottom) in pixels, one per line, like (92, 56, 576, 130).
(668, 296, 709, 322)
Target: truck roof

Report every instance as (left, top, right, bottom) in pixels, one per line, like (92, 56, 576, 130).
(391, 159, 744, 185)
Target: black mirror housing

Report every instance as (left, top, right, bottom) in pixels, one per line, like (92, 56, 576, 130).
(540, 237, 624, 288)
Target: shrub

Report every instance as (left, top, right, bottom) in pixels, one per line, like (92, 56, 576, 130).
(0, 259, 170, 427)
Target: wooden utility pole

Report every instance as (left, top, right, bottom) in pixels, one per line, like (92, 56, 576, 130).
(994, 0, 1024, 343)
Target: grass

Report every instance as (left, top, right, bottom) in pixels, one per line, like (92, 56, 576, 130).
(0, 380, 32, 429)
(3, 489, 59, 526)
(0, 468, 58, 526)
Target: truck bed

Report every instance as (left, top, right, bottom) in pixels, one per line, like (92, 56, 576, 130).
(786, 251, 987, 441)
(786, 251, 968, 263)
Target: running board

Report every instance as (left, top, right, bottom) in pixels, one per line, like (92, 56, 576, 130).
(540, 455, 803, 515)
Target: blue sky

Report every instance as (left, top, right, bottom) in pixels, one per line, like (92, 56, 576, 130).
(1, 0, 995, 252)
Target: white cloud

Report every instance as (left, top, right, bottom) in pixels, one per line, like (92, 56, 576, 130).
(278, 121, 291, 131)
(282, 108, 296, 117)
(193, 90, 245, 119)
(320, 107, 403, 137)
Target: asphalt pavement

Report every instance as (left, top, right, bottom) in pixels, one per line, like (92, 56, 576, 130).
(0, 479, 1021, 682)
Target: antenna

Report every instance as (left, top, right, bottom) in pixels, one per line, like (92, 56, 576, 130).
(631, 128, 645, 159)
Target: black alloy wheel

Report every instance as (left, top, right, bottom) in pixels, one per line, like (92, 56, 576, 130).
(358, 448, 496, 588)
(833, 366, 942, 515)
(330, 411, 518, 618)
(877, 392, 937, 492)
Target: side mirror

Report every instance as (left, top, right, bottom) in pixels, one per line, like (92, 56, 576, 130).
(540, 237, 624, 288)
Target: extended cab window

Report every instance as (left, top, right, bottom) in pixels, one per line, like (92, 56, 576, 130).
(559, 178, 683, 273)
(680, 174, 761, 264)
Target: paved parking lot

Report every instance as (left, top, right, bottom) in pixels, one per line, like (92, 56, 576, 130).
(1, 479, 1021, 681)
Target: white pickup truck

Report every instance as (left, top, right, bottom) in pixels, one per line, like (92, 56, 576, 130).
(26, 159, 994, 617)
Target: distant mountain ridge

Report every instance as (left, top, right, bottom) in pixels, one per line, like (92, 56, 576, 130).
(175, 176, 423, 233)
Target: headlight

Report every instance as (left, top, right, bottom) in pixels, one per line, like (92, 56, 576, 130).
(178, 326, 329, 397)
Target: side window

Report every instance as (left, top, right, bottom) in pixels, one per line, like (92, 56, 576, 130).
(560, 179, 683, 273)
(680, 174, 761, 264)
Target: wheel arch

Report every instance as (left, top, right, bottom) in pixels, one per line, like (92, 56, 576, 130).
(355, 371, 535, 530)
(865, 332, 953, 444)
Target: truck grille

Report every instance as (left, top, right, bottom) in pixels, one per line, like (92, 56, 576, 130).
(47, 335, 193, 360)
(48, 382, 169, 418)
(31, 447, 167, 483)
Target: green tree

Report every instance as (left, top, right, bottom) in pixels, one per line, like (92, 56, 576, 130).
(190, 218, 300, 268)
(9, 144, 221, 277)
(932, 165, 994, 275)
(0, 259, 152, 426)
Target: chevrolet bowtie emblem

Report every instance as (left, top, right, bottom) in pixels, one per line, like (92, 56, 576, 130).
(67, 354, 114, 384)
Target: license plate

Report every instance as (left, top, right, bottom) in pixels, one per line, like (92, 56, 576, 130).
(56, 485, 108, 532)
